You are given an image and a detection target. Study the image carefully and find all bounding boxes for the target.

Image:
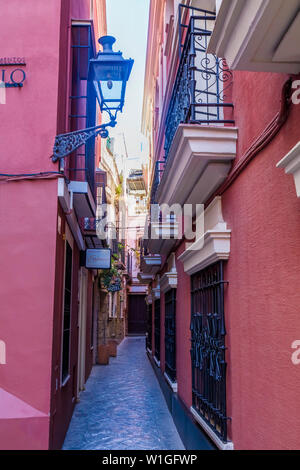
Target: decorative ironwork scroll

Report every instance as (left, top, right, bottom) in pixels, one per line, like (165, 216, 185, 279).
(52, 120, 116, 162)
(164, 9, 234, 162)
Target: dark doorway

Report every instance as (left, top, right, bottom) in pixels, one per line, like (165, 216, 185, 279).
(128, 295, 147, 334)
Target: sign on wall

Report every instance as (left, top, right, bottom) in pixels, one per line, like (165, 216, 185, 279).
(0, 57, 26, 88)
(85, 249, 111, 270)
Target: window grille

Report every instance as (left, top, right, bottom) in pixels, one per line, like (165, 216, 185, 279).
(165, 289, 176, 383)
(190, 261, 229, 442)
(154, 299, 161, 362)
(69, 24, 96, 195)
(62, 241, 73, 383)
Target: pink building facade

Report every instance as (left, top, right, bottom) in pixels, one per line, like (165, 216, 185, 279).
(141, 0, 300, 450)
(0, 0, 107, 450)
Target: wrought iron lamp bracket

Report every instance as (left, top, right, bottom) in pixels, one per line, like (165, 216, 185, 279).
(52, 118, 117, 162)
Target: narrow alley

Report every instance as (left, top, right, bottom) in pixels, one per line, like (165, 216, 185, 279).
(63, 338, 184, 450)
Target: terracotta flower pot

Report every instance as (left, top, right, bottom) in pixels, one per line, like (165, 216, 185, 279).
(97, 344, 110, 365)
(108, 340, 118, 357)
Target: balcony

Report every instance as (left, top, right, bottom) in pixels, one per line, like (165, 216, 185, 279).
(208, 0, 300, 73)
(77, 171, 108, 249)
(127, 169, 146, 193)
(140, 254, 162, 276)
(140, 238, 162, 275)
(152, 7, 238, 207)
(145, 209, 180, 256)
(137, 272, 154, 284)
(65, 23, 97, 219)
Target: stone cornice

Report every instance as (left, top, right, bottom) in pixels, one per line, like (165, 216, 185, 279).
(178, 197, 231, 275)
(277, 141, 300, 198)
(160, 272, 178, 293)
(156, 125, 238, 208)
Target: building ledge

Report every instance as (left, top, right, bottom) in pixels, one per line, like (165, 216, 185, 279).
(137, 272, 154, 284)
(190, 407, 234, 451)
(160, 254, 178, 293)
(208, 0, 300, 74)
(140, 254, 162, 275)
(57, 178, 85, 250)
(160, 272, 178, 293)
(178, 197, 231, 275)
(152, 286, 160, 300)
(277, 141, 300, 197)
(153, 356, 161, 368)
(147, 221, 179, 255)
(68, 180, 96, 218)
(156, 125, 238, 208)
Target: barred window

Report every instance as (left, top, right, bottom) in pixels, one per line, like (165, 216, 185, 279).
(190, 261, 229, 442)
(62, 241, 73, 384)
(146, 303, 152, 352)
(164, 289, 176, 383)
(154, 299, 160, 362)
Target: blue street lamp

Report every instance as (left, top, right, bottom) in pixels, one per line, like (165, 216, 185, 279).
(52, 36, 133, 162)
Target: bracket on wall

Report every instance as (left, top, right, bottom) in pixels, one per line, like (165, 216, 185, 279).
(52, 118, 117, 162)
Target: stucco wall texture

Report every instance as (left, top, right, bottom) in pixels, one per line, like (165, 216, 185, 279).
(171, 70, 300, 450)
(0, 0, 99, 450)
(221, 71, 300, 450)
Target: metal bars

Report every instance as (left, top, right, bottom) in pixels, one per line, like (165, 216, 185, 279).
(146, 303, 152, 352)
(190, 261, 229, 442)
(69, 25, 96, 195)
(154, 299, 161, 362)
(165, 289, 176, 383)
(164, 6, 234, 162)
(150, 160, 165, 204)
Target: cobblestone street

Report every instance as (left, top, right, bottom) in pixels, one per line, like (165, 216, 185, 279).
(63, 337, 184, 450)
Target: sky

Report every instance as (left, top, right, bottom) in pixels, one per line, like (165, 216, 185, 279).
(106, 0, 150, 163)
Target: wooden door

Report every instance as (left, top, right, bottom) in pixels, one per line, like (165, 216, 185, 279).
(128, 295, 147, 334)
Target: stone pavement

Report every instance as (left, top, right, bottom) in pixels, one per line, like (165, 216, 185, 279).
(63, 336, 184, 450)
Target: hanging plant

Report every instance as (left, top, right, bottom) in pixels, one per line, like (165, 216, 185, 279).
(101, 263, 122, 292)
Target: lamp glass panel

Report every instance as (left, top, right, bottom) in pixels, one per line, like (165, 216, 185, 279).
(93, 63, 125, 81)
(99, 80, 122, 102)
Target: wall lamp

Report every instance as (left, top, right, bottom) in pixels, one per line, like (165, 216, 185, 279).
(52, 36, 133, 162)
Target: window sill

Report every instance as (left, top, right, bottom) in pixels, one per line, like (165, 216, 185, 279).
(153, 356, 160, 368)
(61, 374, 70, 388)
(190, 407, 234, 450)
(164, 372, 178, 393)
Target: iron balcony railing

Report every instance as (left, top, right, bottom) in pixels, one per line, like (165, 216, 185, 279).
(164, 6, 234, 162)
(80, 174, 107, 233)
(68, 24, 97, 198)
(150, 160, 165, 205)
